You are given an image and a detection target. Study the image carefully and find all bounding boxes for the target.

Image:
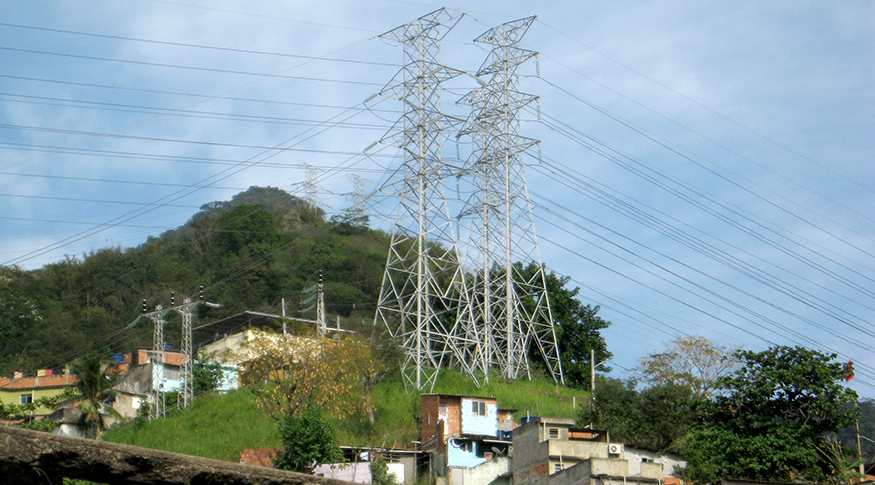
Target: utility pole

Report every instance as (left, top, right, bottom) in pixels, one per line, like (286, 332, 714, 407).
(317, 270, 326, 335)
(131, 300, 169, 421)
(129, 288, 220, 418)
(589, 349, 608, 429)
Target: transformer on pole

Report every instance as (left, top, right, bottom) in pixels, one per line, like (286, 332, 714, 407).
(457, 17, 565, 384)
(373, 8, 478, 391)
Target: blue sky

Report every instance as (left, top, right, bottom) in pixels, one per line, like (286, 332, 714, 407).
(2, 1, 873, 395)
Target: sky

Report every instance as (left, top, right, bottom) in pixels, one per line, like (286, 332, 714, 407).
(2, 1, 873, 395)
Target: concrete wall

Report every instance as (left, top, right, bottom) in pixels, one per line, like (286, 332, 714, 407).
(313, 462, 372, 483)
(447, 439, 486, 468)
(622, 448, 686, 477)
(460, 398, 498, 436)
(449, 456, 511, 485)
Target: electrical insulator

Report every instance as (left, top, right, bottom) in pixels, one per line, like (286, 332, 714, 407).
(171, 292, 175, 306)
(142, 299, 147, 314)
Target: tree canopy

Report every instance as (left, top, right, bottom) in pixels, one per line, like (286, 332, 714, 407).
(637, 335, 739, 399)
(680, 345, 858, 482)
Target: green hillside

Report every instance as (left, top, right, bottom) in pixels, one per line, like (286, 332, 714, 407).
(0, 186, 390, 374)
(102, 369, 587, 462)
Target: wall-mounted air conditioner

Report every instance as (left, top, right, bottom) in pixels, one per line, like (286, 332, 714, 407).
(608, 443, 623, 455)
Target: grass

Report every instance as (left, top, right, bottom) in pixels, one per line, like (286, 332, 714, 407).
(103, 369, 589, 462)
(102, 390, 280, 462)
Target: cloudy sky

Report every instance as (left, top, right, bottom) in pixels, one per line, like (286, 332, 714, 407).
(2, 1, 873, 394)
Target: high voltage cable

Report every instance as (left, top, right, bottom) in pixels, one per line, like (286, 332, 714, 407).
(532, 127, 871, 336)
(528, 188, 875, 351)
(527, 216, 875, 389)
(0, 46, 385, 88)
(529, 83, 875, 259)
(0, 75, 399, 114)
(533, 59, 875, 231)
(0, 22, 398, 67)
(0, 142, 390, 173)
(0, 93, 392, 130)
(532, 109, 875, 301)
(534, 19, 875, 199)
(0, 123, 397, 159)
(532, 157, 875, 331)
(2, 97, 375, 267)
(531, 118, 875, 314)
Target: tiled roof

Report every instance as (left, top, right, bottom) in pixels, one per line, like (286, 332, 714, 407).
(0, 374, 78, 390)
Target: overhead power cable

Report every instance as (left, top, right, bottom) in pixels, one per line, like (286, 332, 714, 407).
(0, 46, 385, 87)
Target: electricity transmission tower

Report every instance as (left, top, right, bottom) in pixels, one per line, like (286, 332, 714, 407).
(457, 17, 564, 384)
(303, 164, 320, 209)
(130, 288, 220, 418)
(133, 301, 169, 420)
(373, 8, 478, 390)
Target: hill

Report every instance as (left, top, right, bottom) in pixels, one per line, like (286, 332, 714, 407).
(0, 186, 389, 374)
(102, 368, 586, 462)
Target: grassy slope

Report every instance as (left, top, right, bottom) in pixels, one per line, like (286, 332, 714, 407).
(103, 370, 588, 462)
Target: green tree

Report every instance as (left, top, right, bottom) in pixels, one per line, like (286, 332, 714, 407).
(518, 264, 612, 389)
(680, 346, 858, 482)
(215, 204, 282, 255)
(578, 376, 696, 452)
(637, 336, 739, 399)
(274, 406, 342, 473)
(69, 355, 123, 439)
(0, 284, 44, 374)
(192, 360, 224, 395)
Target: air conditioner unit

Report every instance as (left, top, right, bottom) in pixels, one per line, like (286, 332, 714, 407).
(608, 444, 623, 455)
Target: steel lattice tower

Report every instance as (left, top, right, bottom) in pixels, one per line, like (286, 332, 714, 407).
(373, 8, 479, 390)
(137, 300, 167, 420)
(457, 17, 564, 384)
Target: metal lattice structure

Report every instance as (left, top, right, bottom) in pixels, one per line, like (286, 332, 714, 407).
(136, 300, 167, 420)
(346, 173, 371, 226)
(303, 164, 320, 209)
(373, 8, 479, 390)
(457, 17, 564, 384)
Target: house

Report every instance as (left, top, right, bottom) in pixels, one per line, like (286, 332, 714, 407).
(420, 394, 514, 485)
(113, 348, 187, 418)
(239, 446, 419, 484)
(512, 416, 684, 485)
(0, 371, 77, 417)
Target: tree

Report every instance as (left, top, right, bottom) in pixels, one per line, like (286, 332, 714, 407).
(517, 264, 612, 389)
(0, 284, 45, 374)
(637, 335, 739, 399)
(69, 355, 123, 439)
(273, 406, 342, 473)
(680, 346, 858, 482)
(241, 330, 371, 422)
(578, 376, 696, 452)
(192, 360, 224, 395)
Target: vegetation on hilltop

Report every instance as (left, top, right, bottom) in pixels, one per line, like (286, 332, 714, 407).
(0, 187, 389, 374)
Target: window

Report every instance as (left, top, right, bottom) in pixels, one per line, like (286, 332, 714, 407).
(548, 427, 560, 439)
(20, 393, 33, 404)
(553, 463, 563, 473)
(472, 400, 487, 416)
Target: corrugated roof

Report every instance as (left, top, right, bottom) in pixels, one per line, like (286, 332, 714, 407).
(193, 311, 284, 335)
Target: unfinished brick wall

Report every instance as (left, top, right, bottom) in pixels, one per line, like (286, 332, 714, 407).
(239, 448, 280, 467)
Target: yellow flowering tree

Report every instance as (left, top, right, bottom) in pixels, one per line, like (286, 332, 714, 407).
(240, 330, 373, 422)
